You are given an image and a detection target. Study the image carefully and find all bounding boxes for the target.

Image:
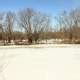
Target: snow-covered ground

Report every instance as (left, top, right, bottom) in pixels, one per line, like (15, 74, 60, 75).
(0, 44, 80, 80)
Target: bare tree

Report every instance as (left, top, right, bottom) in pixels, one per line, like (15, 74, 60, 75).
(55, 8, 80, 43)
(32, 12, 51, 43)
(70, 9, 80, 40)
(55, 11, 74, 40)
(0, 13, 4, 40)
(18, 8, 34, 44)
(18, 8, 51, 44)
(5, 11, 15, 43)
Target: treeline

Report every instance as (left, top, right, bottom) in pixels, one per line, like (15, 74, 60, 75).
(0, 8, 52, 45)
(0, 8, 80, 45)
(55, 8, 80, 43)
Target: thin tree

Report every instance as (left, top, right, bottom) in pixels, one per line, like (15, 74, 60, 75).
(18, 8, 51, 44)
(5, 11, 15, 43)
(18, 8, 34, 44)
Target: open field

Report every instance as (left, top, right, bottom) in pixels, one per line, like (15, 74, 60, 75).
(0, 44, 80, 80)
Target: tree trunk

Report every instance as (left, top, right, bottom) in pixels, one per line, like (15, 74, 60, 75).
(8, 36, 11, 43)
(28, 37, 33, 44)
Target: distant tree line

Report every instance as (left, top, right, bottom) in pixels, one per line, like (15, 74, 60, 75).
(54, 8, 80, 43)
(0, 8, 51, 45)
(0, 8, 80, 45)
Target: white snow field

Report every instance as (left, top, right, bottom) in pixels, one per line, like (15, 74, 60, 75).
(0, 44, 80, 80)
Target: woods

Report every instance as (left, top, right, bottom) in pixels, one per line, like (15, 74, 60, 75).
(0, 8, 80, 45)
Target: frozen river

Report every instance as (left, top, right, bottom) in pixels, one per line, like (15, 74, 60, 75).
(0, 45, 80, 80)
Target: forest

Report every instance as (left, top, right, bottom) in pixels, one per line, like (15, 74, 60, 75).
(0, 8, 80, 45)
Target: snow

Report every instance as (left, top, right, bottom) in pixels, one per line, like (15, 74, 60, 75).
(38, 39, 63, 44)
(0, 44, 80, 80)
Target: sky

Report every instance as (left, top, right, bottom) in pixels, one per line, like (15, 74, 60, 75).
(0, 0, 80, 16)
(0, 0, 80, 29)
